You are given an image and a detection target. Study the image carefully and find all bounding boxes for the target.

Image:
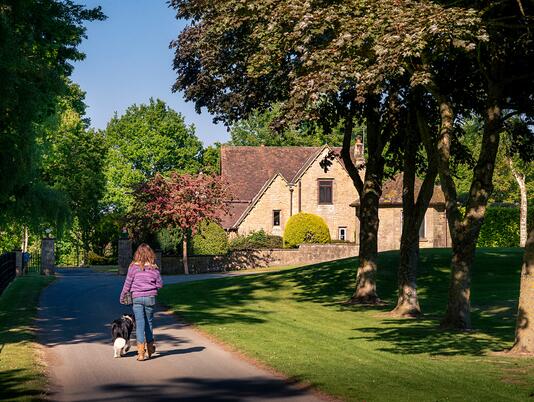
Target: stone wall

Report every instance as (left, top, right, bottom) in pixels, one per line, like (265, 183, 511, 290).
(160, 243, 359, 274)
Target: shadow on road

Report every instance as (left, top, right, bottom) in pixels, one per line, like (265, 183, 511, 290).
(83, 376, 315, 402)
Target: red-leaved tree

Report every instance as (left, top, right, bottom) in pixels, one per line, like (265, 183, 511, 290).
(136, 172, 228, 274)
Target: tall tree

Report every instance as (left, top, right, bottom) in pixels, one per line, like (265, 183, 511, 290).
(423, 1, 534, 330)
(170, 0, 481, 305)
(103, 98, 203, 213)
(0, 0, 104, 219)
(390, 94, 439, 317)
(504, 119, 534, 248)
(41, 85, 107, 264)
(200, 142, 221, 175)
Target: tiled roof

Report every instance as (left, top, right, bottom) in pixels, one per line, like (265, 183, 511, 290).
(220, 146, 320, 229)
(350, 173, 445, 206)
(221, 146, 319, 200)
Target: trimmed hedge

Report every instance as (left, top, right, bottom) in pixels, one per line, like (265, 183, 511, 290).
(229, 229, 283, 250)
(477, 205, 534, 247)
(192, 221, 229, 255)
(283, 212, 331, 248)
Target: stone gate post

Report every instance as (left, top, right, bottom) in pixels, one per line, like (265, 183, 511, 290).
(155, 249, 162, 270)
(15, 250, 23, 276)
(41, 238, 55, 276)
(118, 238, 132, 275)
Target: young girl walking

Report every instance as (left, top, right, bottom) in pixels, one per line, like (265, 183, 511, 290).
(120, 243, 163, 361)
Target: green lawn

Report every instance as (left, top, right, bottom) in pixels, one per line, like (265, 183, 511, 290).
(0, 274, 55, 402)
(159, 248, 534, 402)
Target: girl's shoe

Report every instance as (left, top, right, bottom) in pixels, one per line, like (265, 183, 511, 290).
(146, 341, 156, 358)
(136, 343, 146, 361)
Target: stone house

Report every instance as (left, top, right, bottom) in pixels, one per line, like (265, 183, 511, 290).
(220, 144, 450, 250)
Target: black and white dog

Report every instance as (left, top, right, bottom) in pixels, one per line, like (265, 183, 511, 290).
(111, 314, 135, 358)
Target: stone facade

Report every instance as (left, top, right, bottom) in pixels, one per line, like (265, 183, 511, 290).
(372, 206, 451, 251)
(227, 147, 358, 242)
(221, 145, 449, 251)
(239, 175, 291, 237)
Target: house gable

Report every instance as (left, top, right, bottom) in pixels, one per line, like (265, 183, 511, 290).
(220, 146, 318, 229)
(238, 173, 291, 236)
(296, 147, 359, 242)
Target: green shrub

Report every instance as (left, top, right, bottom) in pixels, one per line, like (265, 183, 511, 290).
(156, 227, 183, 255)
(88, 251, 116, 265)
(192, 221, 228, 255)
(229, 229, 283, 250)
(477, 205, 534, 247)
(283, 212, 331, 248)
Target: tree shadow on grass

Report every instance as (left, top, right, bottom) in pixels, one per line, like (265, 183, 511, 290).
(351, 316, 512, 356)
(160, 273, 289, 326)
(164, 248, 523, 356)
(0, 368, 43, 401)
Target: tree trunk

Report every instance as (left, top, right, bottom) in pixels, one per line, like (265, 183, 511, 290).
(509, 159, 527, 247)
(349, 185, 381, 304)
(339, 97, 385, 305)
(510, 228, 534, 354)
(391, 107, 437, 317)
(82, 230, 90, 266)
(392, 234, 421, 316)
(439, 97, 501, 330)
(440, 229, 475, 329)
(183, 237, 189, 275)
(22, 225, 28, 252)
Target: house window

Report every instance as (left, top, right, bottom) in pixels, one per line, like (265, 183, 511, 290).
(338, 227, 347, 241)
(400, 211, 427, 239)
(273, 210, 281, 226)
(318, 179, 333, 204)
(419, 215, 426, 239)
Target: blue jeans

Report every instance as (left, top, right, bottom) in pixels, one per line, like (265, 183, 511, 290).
(132, 296, 155, 344)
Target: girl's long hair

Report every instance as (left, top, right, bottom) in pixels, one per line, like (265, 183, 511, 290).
(132, 243, 157, 270)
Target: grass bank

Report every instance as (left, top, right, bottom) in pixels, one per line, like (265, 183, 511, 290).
(159, 248, 534, 402)
(0, 274, 55, 401)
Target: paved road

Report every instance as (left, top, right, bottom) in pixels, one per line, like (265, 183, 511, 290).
(38, 269, 324, 402)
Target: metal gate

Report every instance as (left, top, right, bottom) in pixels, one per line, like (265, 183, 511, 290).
(24, 251, 41, 273)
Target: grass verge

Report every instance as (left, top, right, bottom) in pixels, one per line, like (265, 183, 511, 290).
(159, 248, 534, 402)
(0, 273, 55, 401)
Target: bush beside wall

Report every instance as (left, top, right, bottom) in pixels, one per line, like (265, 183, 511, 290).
(229, 229, 283, 250)
(283, 212, 331, 248)
(192, 221, 228, 255)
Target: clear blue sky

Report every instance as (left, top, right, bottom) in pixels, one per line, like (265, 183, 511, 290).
(71, 0, 229, 146)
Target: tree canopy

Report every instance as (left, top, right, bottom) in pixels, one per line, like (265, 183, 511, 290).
(103, 98, 203, 213)
(171, 0, 534, 330)
(0, 0, 105, 219)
